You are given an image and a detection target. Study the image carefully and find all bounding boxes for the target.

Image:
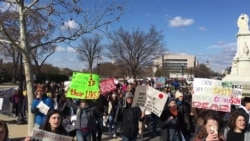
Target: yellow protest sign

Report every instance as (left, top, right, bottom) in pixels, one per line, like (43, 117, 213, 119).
(66, 72, 100, 99)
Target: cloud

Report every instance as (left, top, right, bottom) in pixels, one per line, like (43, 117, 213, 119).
(55, 46, 66, 52)
(208, 42, 236, 49)
(168, 16, 194, 27)
(198, 26, 206, 31)
(61, 20, 80, 30)
(207, 44, 236, 72)
(66, 47, 76, 53)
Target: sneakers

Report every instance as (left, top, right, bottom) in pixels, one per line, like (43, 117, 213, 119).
(113, 133, 116, 138)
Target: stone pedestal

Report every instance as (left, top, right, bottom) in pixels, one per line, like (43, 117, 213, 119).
(223, 14, 250, 96)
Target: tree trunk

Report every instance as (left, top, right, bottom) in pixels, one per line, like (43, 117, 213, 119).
(19, 2, 34, 134)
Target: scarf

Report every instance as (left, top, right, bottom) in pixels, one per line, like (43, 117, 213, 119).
(169, 107, 178, 116)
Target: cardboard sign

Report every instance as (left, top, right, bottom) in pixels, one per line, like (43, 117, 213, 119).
(132, 85, 147, 108)
(66, 72, 100, 99)
(30, 128, 73, 141)
(100, 78, 117, 95)
(145, 86, 168, 117)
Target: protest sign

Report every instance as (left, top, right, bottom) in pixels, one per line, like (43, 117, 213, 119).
(30, 128, 73, 141)
(132, 85, 147, 108)
(144, 86, 168, 117)
(66, 72, 100, 99)
(192, 78, 231, 112)
(155, 77, 165, 88)
(230, 84, 242, 105)
(36, 101, 50, 115)
(100, 78, 117, 95)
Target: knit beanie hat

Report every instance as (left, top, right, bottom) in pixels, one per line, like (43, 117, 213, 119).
(125, 92, 133, 98)
(167, 97, 176, 104)
(175, 91, 183, 99)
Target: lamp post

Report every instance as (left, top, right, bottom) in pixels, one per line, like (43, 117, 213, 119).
(181, 64, 184, 76)
(97, 63, 100, 74)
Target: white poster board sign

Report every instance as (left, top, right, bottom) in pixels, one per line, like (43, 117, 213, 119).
(145, 86, 168, 117)
(192, 78, 231, 112)
(30, 128, 73, 141)
(37, 101, 50, 115)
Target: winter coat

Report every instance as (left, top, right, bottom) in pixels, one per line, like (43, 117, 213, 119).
(159, 107, 182, 141)
(176, 100, 192, 140)
(31, 95, 54, 126)
(117, 105, 142, 138)
(74, 106, 95, 130)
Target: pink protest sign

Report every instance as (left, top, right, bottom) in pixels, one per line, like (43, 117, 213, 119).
(100, 78, 117, 95)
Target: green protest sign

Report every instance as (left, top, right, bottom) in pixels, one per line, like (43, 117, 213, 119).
(66, 72, 100, 99)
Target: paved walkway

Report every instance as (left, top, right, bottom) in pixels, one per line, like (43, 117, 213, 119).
(0, 114, 124, 141)
(1, 114, 161, 141)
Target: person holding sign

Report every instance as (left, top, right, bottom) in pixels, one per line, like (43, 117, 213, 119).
(39, 109, 68, 135)
(116, 92, 144, 141)
(159, 97, 182, 141)
(31, 84, 54, 126)
(24, 109, 69, 141)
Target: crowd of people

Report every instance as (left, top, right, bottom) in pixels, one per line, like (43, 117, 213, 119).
(1, 78, 250, 141)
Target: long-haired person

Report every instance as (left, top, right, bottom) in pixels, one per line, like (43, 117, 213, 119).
(24, 109, 68, 141)
(225, 110, 246, 141)
(192, 110, 224, 141)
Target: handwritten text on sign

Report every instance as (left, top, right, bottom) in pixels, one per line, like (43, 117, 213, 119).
(31, 128, 73, 141)
(100, 78, 117, 95)
(144, 86, 168, 117)
(192, 78, 231, 112)
(66, 72, 100, 99)
(132, 85, 147, 108)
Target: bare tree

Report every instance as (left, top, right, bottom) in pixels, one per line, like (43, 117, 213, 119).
(75, 36, 103, 72)
(31, 44, 56, 74)
(0, 43, 19, 83)
(108, 25, 167, 78)
(0, 0, 123, 133)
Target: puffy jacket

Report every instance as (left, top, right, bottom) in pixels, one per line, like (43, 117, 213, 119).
(74, 106, 95, 130)
(31, 96, 54, 125)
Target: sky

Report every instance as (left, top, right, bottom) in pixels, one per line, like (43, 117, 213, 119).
(3, 0, 250, 73)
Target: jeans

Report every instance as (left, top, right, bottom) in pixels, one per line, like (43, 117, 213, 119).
(121, 135, 137, 141)
(108, 115, 116, 133)
(92, 116, 103, 141)
(76, 130, 91, 141)
(151, 114, 159, 135)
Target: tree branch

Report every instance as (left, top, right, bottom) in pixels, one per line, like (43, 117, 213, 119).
(23, 0, 40, 14)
